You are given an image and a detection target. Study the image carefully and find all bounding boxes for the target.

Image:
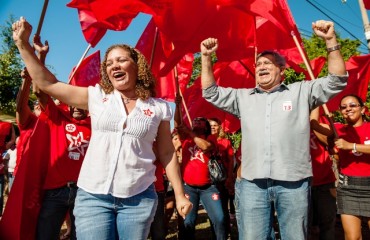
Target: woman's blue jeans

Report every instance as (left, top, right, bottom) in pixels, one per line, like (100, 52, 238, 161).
(74, 185, 157, 240)
(181, 183, 226, 240)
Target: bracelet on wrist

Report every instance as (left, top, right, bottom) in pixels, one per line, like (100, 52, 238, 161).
(326, 44, 341, 53)
(352, 143, 357, 153)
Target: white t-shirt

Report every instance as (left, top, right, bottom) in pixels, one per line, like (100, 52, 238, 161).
(5, 148, 17, 173)
(77, 85, 172, 198)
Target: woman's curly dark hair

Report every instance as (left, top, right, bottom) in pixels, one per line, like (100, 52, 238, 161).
(99, 44, 156, 99)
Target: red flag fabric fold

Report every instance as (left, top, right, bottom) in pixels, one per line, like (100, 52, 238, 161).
(182, 78, 242, 134)
(135, 19, 193, 101)
(69, 50, 101, 87)
(67, 0, 158, 47)
(289, 56, 327, 79)
(325, 54, 370, 112)
(0, 117, 50, 240)
(364, 0, 370, 10)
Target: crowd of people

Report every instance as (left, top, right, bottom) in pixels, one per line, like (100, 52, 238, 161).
(0, 16, 368, 240)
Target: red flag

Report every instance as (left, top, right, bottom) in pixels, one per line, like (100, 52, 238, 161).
(250, 0, 304, 65)
(67, 0, 158, 47)
(325, 54, 370, 112)
(69, 50, 101, 87)
(67, 0, 107, 47)
(0, 117, 49, 240)
(182, 78, 241, 133)
(213, 58, 256, 89)
(154, 0, 304, 76)
(289, 56, 327, 79)
(153, 1, 256, 75)
(364, 0, 370, 10)
(68, 0, 305, 79)
(135, 19, 193, 101)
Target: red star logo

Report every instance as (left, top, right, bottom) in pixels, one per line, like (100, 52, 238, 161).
(212, 193, 219, 201)
(143, 108, 153, 117)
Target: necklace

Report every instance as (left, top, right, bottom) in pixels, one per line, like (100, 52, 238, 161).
(122, 97, 137, 104)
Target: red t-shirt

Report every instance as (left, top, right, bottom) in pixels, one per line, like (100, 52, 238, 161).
(216, 138, 234, 174)
(42, 99, 92, 189)
(181, 135, 216, 186)
(310, 132, 336, 186)
(335, 122, 370, 177)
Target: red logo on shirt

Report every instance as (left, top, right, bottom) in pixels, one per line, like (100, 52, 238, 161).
(211, 193, 219, 201)
(143, 108, 154, 117)
(102, 97, 108, 103)
(65, 123, 77, 132)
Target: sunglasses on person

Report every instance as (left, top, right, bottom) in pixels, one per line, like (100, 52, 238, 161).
(339, 103, 361, 110)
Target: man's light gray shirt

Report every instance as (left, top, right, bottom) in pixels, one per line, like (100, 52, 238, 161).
(203, 74, 348, 181)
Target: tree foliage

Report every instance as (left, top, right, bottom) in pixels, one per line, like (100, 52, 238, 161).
(0, 15, 23, 115)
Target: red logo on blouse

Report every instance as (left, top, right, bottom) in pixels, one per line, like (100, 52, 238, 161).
(211, 193, 219, 201)
(143, 108, 154, 117)
(102, 97, 108, 103)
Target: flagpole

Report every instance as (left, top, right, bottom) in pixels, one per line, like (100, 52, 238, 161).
(35, 0, 49, 37)
(173, 66, 192, 128)
(238, 60, 255, 78)
(171, 43, 193, 128)
(68, 44, 92, 83)
(149, 26, 159, 68)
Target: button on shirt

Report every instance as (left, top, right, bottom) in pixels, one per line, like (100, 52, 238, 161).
(77, 85, 172, 198)
(203, 74, 348, 181)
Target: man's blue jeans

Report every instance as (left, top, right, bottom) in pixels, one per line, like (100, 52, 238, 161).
(235, 177, 311, 240)
(74, 185, 157, 240)
(36, 185, 77, 240)
(181, 183, 226, 240)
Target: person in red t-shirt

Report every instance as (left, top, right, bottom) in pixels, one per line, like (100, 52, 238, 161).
(208, 117, 235, 237)
(36, 97, 91, 240)
(308, 129, 337, 240)
(311, 94, 370, 240)
(177, 117, 226, 240)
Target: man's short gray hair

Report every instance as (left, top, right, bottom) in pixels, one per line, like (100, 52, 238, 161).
(256, 50, 286, 68)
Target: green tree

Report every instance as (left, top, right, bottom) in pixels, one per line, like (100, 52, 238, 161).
(0, 15, 23, 115)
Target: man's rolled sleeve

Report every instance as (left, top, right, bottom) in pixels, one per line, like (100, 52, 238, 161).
(326, 72, 348, 91)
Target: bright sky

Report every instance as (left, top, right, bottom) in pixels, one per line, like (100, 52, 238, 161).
(1, 0, 368, 82)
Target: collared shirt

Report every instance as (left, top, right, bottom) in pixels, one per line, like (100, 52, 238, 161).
(203, 74, 348, 181)
(77, 85, 172, 198)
